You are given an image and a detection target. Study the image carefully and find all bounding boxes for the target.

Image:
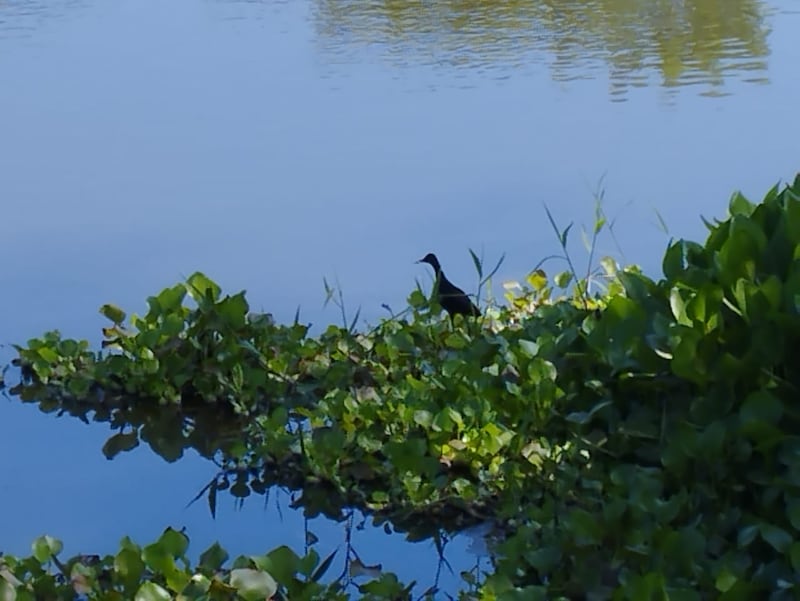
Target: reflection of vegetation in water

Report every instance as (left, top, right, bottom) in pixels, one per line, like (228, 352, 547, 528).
(313, 0, 771, 96)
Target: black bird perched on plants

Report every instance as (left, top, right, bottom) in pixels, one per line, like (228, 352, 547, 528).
(417, 253, 481, 318)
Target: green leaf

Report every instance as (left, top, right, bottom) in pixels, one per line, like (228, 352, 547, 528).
(408, 289, 427, 308)
(760, 523, 792, 552)
(524, 545, 560, 572)
(526, 270, 547, 291)
(158, 527, 189, 557)
(36, 347, 60, 363)
(729, 191, 755, 216)
(153, 285, 187, 314)
(740, 391, 783, 426)
(662, 241, 684, 280)
(114, 548, 145, 589)
(594, 216, 606, 234)
(715, 568, 736, 592)
(142, 542, 172, 573)
(253, 545, 300, 584)
(469, 248, 483, 279)
(218, 292, 249, 329)
(444, 333, 467, 349)
(518, 339, 539, 358)
(737, 524, 759, 548)
(554, 271, 573, 288)
(230, 568, 278, 601)
(199, 542, 229, 572)
(600, 256, 617, 276)
(670, 288, 689, 325)
(790, 542, 800, 572)
(31, 535, 62, 563)
(413, 410, 433, 428)
(186, 272, 221, 303)
(567, 508, 603, 545)
(134, 581, 171, 601)
(100, 303, 127, 325)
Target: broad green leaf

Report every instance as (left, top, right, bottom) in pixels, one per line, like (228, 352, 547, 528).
(36, 347, 60, 363)
(218, 292, 249, 329)
(153, 285, 186, 313)
(715, 568, 736, 592)
(134, 582, 171, 601)
(740, 391, 783, 426)
(199, 542, 229, 572)
(31, 535, 62, 563)
(444, 333, 467, 349)
(518, 339, 539, 358)
(158, 527, 189, 557)
(526, 270, 547, 291)
(554, 271, 572, 288)
(413, 410, 433, 428)
(186, 272, 221, 303)
(142, 542, 172, 573)
(253, 545, 301, 584)
(100, 303, 127, 325)
(760, 523, 792, 552)
(729, 191, 755, 216)
(114, 548, 145, 589)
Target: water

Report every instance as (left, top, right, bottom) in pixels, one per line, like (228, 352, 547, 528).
(1, 0, 799, 594)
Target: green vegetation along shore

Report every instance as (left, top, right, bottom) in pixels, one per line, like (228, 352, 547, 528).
(3, 175, 800, 600)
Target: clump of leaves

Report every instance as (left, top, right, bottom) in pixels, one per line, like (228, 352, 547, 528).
(0, 528, 358, 600)
(6, 175, 800, 599)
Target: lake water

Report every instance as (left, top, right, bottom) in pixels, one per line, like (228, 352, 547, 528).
(1, 0, 799, 594)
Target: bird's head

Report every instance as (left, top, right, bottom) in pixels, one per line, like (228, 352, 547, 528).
(417, 253, 441, 273)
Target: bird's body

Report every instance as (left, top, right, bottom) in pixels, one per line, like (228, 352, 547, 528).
(417, 253, 480, 318)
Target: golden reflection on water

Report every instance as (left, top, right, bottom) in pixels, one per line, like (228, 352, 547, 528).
(313, 0, 774, 99)
(0, 0, 779, 100)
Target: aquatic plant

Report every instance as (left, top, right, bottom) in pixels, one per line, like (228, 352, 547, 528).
(4, 175, 800, 599)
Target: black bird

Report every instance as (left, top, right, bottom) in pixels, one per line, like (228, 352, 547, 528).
(417, 253, 480, 318)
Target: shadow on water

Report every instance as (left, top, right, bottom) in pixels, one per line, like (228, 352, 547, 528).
(311, 0, 775, 99)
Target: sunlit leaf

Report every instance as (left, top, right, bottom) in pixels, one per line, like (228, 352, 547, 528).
(31, 535, 62, 563)
(230, 568, 277, 601)
(100, 303, 127, 325)
(554, 271, 572, 288)
(185, 272, 221, 303)
(134, 582, 171, 601)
